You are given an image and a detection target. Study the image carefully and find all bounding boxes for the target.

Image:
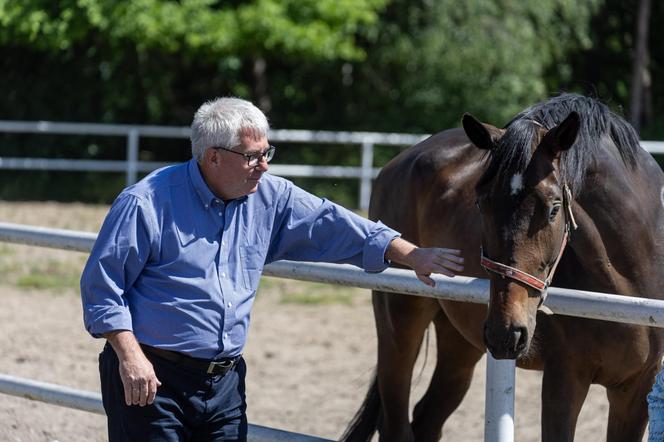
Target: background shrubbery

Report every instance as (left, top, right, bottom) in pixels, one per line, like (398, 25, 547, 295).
(1, 0, 661, 206)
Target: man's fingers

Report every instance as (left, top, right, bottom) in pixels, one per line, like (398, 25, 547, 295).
(416, 273, 435, 287)
(445, 261, 464, 272)
(433, 258, 464, 272)
(439, 248, 462, 256)
(124, 383, 132, 406)
(444, 254, 465, 264)
(132, 383, 141, 405)
(146, 377, 161, 405)
(139, 381, 149, 406)
(436, 250, 464, 264)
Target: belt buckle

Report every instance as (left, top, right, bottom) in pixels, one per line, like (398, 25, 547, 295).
(207, 359, 233, 375)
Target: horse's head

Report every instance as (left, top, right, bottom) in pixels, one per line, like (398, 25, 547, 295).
(462, 111, 580, 359)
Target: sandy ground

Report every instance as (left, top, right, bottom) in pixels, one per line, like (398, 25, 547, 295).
(0, 202, 646, 441)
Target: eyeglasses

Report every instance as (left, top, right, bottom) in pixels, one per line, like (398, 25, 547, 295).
(212, 145, 276, 167)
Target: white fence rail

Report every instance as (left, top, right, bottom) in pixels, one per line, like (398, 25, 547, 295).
(3, 120, 663, 210)
(0, 373, 329, 442)
(0, 120, 427, 210)
(2, 222, 664, 442)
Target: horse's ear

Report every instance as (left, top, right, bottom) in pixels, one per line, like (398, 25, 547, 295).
(542, 111, 580, 155)
(462, 113, 501, 151)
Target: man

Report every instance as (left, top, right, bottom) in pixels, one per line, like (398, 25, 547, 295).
(80, 97, 464, 441)
(649, 367, 664, 441)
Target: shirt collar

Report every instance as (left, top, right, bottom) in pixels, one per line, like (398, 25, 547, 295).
(188, 158, 217, 209)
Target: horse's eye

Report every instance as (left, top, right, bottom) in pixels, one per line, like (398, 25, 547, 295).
(548, 203, 561, 222)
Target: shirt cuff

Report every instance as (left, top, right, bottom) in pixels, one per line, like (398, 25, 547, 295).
(362, 221, 401, 273)
(85, 306, 133, 338)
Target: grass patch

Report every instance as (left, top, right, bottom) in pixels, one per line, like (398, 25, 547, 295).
(17, 272, 79, 291)
(15, 259, 82, 292)
(280, 291, 355, 306)
(260, 277, 361, 306)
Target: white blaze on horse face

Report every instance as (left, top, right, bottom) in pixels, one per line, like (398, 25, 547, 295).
(510, 174, 523, 196)
(660, 187, 664, 207)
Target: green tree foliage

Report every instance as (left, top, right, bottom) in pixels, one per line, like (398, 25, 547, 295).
(0, 0, 386, 60)
(1, 0, 662, 205)
(0, 0, 387, 203)
(563, 0, 664, 140)
(340, 0, 601, 131)
(0, 0, 387, 122)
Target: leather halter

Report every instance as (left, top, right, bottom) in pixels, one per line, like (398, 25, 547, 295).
(480, 184, 577, 304)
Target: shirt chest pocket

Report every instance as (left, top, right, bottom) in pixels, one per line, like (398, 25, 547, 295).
(239, 244, 265, 291)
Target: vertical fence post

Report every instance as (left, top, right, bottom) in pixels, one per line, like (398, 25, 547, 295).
(126, 128, 139, 186)
(359, 141, 374, 211)
(484, 353, 515, 442)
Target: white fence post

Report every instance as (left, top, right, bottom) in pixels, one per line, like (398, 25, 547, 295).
(126, 128, 139, 186)
(359, 141, 374, 211)
(484, 354, 515, 442)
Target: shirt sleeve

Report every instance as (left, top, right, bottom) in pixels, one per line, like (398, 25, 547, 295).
(266, 182, 400, 272)
(80, 192, 156, 338)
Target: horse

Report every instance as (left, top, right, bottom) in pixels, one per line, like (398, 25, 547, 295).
(342, 93, 664, 442)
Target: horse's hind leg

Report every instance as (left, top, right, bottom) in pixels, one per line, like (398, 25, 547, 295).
(605, 365, 658, 442)
(411, 310, 484, 442)
(373, 290, 440, 442)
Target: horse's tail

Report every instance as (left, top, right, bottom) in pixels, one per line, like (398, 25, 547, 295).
(340, 373, 381, 442)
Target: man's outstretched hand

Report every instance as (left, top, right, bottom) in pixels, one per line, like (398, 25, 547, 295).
(386, 237, 464, 286)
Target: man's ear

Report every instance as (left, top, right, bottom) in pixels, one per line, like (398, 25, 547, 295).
(540, 111, 580, 157)
(462, 113, 502, 150)
(205, 147, 220, 166)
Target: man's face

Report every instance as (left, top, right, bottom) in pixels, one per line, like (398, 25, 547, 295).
(202, 130, 270, 200)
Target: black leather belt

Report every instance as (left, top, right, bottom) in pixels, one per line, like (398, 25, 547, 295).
(141, 345, 241, 376)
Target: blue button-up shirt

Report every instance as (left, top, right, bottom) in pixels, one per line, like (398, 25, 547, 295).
(80, 159, 399, 359)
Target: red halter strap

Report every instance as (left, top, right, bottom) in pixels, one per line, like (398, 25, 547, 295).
(480, 230, 569, 293)
(480, 184, 576, 298)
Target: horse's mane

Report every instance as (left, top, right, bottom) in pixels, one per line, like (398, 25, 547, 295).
(480, 93, 641, 197)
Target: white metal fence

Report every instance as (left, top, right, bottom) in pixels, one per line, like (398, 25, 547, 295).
(3, 120, 663, 210)
(0, 120, 427, 210)
(2, 221, 664, 441)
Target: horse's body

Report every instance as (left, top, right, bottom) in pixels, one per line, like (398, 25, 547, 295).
(343, 94, 664, 441)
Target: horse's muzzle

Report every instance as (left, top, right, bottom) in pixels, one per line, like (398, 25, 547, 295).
(483, 322, 529, 360)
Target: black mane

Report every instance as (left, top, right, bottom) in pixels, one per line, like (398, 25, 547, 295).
(480, 93, 641, 196)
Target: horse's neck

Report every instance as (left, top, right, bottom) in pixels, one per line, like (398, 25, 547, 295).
(567, 169, 664, 297)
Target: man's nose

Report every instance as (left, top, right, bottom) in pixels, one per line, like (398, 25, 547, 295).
(255, 157, 269, 171)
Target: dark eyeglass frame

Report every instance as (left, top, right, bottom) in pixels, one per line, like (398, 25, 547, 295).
(212, 144, 276, 167)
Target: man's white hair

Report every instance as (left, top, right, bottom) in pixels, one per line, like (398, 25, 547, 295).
(190, 97, 269, 162)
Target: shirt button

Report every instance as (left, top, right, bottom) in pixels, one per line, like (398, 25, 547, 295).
(221, 272, 226, 278)
(222, 240, 226, 246)
(223, 333, 228, 339)
(227, 302, 232, 308)
(218, 211, 222, 216)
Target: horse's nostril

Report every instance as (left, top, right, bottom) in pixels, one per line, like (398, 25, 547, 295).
(513, 326, 528, 352)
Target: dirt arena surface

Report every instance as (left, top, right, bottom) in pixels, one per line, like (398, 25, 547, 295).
(0, 202, 647, 441)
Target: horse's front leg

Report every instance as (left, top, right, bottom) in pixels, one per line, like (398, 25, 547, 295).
(373, 291, 439, 442)
(411, 309, 484, 442)
(540, 360, 591, 442)
(606, 362, 657, 442)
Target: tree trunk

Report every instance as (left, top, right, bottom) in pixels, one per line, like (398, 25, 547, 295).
(252, 57, 271, 113)
(629, 0, 651, 133)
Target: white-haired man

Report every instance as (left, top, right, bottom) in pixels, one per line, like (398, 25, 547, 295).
(80, 97, 464, 441)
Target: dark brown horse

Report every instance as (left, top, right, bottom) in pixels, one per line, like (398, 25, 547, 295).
(343, 94, 664, 441)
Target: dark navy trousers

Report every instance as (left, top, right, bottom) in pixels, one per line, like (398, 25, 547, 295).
(99, 343, 248, 442)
